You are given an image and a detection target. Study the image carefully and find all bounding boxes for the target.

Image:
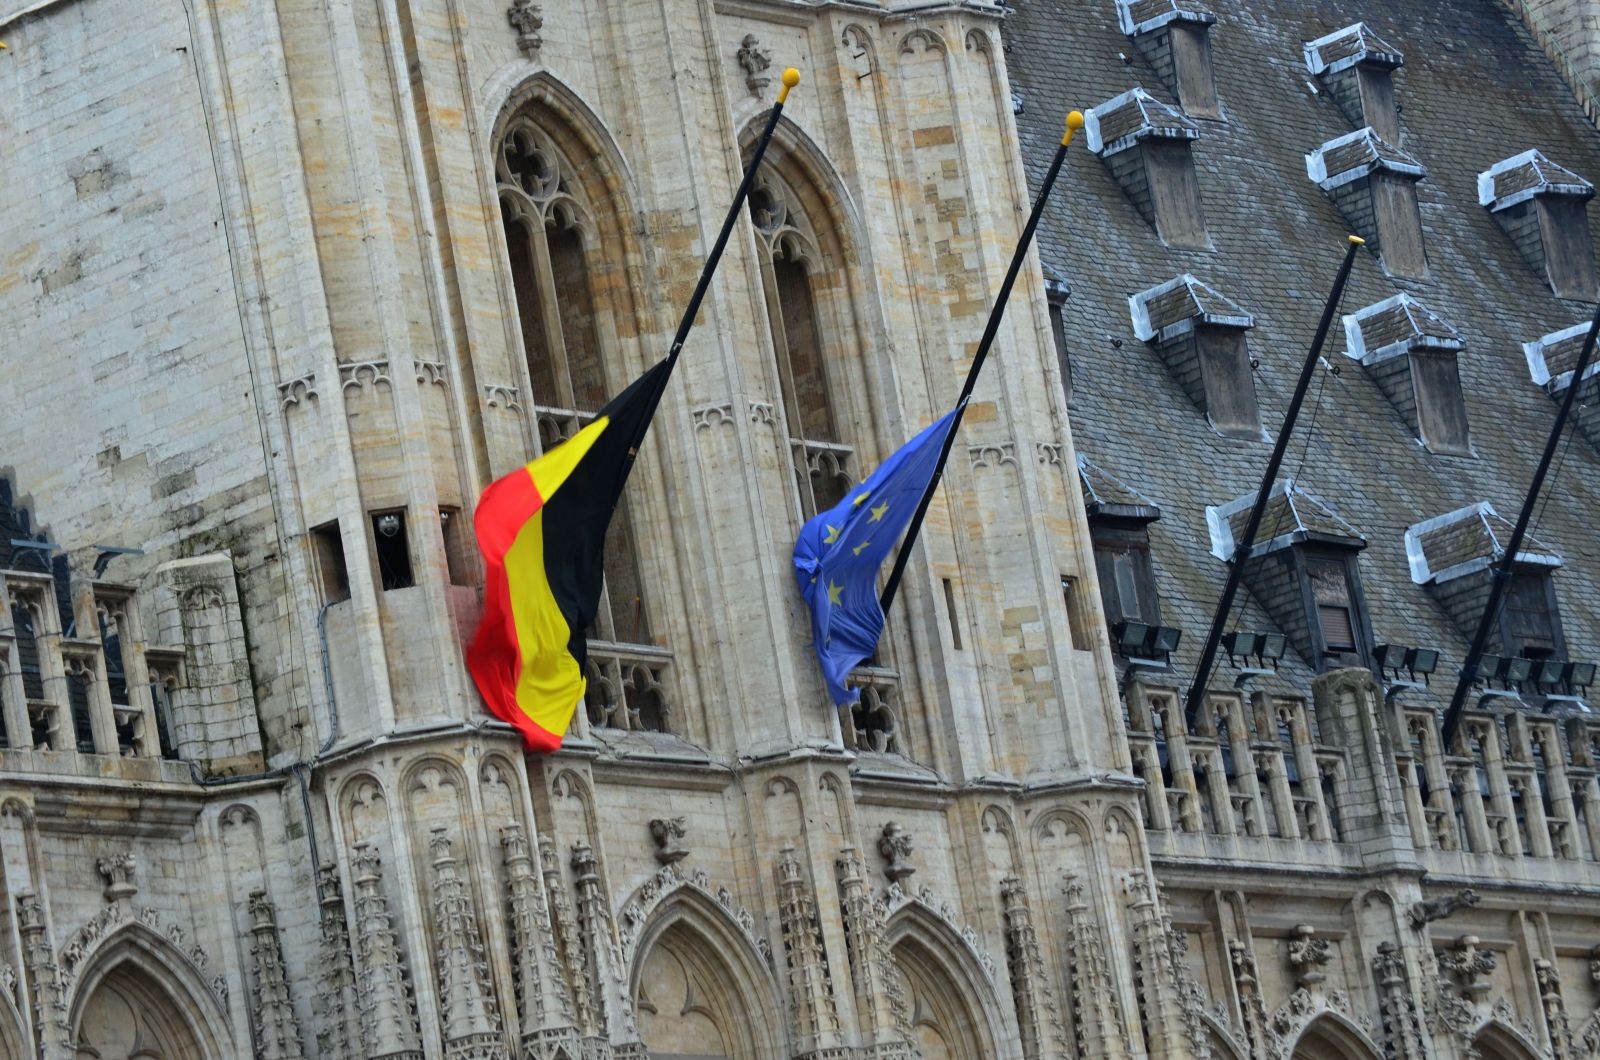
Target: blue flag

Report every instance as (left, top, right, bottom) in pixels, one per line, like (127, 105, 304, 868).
(792, 404, 965, 704)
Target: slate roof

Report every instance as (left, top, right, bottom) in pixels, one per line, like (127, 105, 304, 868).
(1343, 294, 1464, 364)
(1129, 275, 1254, 341)
(1079, 456, 1162, 521)
(1306, 128, 1425, 190)
(1005, 0, 1600, 704)
(1406, 502, 1562, 584)
(1524, 321, 1600, 390)
(1116, 0, 1216, 36)
(1479, 149, 1596, 211)
(1084, 87, 1200, 157)
(1207, 478, 1364, 560)
(1303, 22, 1405, 76)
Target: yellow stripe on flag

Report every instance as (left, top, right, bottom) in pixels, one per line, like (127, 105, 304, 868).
(530, 415, 610, 500)
(505, 506, 586, 740)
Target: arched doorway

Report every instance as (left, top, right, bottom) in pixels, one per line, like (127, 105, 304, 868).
(630, 891, 785, 1059)
(1473, 1020, 1544, 1060)
(67, 925, 231, 1060)
(886, 907, 1005, 1059)
(1290, 1013, 1383, 1060)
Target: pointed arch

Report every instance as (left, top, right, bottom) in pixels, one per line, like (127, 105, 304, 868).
(1287, 1011, 1384, 1060)
(0, 988, 26, 1060)
(66, 922, 233, 1060)
(628, 886, 786, 1058)
(885, 902, 1008, 1058)
(1473, 1019, 1546, 1060)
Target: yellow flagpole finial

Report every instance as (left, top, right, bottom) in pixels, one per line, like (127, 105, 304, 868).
(1062, 110, 1085, 147)
(1347, 234, 1366, 246)
(777, 67, 801, 104)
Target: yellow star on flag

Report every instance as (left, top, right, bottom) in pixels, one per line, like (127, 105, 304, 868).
(827, 580, 844, 605)
(851, 490, 871, 507)
(868, 501, 890, 523)
(852, 540, 872, 556)
(823, 524, 840, 544)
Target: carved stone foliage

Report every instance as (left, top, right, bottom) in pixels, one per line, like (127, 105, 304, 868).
(1230, 939, 1272, 1060)
(428, 828, 507, 1060)
(1409, 888, 1480, 929)
(736, 33, 773, 96)
(1288, 925, 1332, 989)
(775, 845, 842, 1051)
(507, 0, 542, 56)
(56, 899, 227, 1009)
(877, 880, 997, 985)
(836, 848, 913, 1057)
(1000, 875, 1068, 1059)
(97, 850, 137, 903)
(618, 861, 771, 968)
(1536, 959, 1573, 1060)
(350, 843, 424, 1060)
(1268, 985, 1368, 1055)
(648, 818, 688, 865)
(570, 839, 641, 1047)
(1437, 935, 1497, 1002)
(500, 824, 580, 1057)
(877, 822, 916, 884)
(248, 891, 307, 1060)
(314, 863, 364, 1060)
(1372, 941, 1427, 1060)
(1065, 874, 1130, 1060)
(18, 892, 70, 1055)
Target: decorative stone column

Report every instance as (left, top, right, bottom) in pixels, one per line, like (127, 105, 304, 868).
(1372, 941, 1427, 1060)
(18, 892, 70, 1060)
(836, 848, 912, 1057)
(1000, 876, 1069, 1059)
(501, 823, 579, 1057)
(350, 843, 424, 1060)
(427, 828, 506, 1060)
(1127, 871, 1189, 1060)
(314, 864, 364, 1060)
(1063, 874, 1129, 1060)
(774, 846, 842, 1055)
(537, 835, 593, 1035)
(570, 839, 641, 1052)
(247, 890, 306, 1060)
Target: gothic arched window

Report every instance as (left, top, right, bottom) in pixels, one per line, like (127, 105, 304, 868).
(494, 109, 670, 735)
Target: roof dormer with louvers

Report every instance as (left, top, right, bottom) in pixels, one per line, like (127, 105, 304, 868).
(1525, 321, 1600, 450)
(1307, 129, 1428, 278)
(1479, 150, 1597, 300)
(1343, 294, 1470, 455)
(1406, 502, 1563, 650)
(1117, 0, 1221, 118)
(1086, 88, 1208, 249)
(1130, 274, 1259, 438)
(1304, 23, 1405, 142)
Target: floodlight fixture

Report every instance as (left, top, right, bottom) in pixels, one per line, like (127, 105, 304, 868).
(1535, 659, 1568, 689)
(1114, 620, 1151, 655)
(1261, 633, 1289, 665)
(1501, 656, 1534, 687)
(1151, 625, 1183, 655)
(1567, 662, 1596, 694)
(1404, 647, 1439, 680)
(1374, 643, 1408, 672)
(1475, 655, 1502, 687)
(1222, 631, 1262, 664)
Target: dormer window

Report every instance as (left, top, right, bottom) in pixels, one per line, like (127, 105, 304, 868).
(1085, 88, 1208, 249)
(1080, 457, 1163, 635)
(1307, 129, 1427, 278)
(1117, 0, 1221, 118)
(1207, 479, 1373, 671)
(1406, 502, 1565, 659)
(1524, 321, 1600, 450)
(1304, 23, 1405, 143)
(1480, 150, 1597, 300)
(1343, 294, 1470, 455)
(1129, 274, 1258, 438)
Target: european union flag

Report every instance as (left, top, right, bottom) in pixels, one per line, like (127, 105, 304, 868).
(793, 404, 965, 704)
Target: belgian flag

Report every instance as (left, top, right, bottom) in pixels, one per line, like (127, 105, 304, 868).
(467, 358, 673, 751)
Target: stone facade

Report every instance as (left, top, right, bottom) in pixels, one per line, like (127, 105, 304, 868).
(1, 0, 1598, 1058)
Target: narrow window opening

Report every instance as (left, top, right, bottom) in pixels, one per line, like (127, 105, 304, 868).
(311, 521, 351, 603)
(1306, 556, 1368, 669)
(371, 511, 414, 591)
(439, 508, 474, 587)
(1061, 575, 1091, 651)
(1145, 140, 1208, 249)
(942, 578, 964, 651)
(503, 213, 558, 403)
(548, 222, 608, 412)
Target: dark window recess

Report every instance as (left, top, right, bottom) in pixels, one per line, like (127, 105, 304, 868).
(12, 605, 43, 700)
(1538, 197, 1599, 300)
(1409, 351, 1471, 456)
(1061, 575, 1091, 652)
(1046, 280, 1072, 403)
(311, 521, 351, 603)
(1278, 717, 1302, 784)
(99, 614, 128, 705)
(67, 672, 95, 752)
(1093, 525, 1161, 628)
(1303, 553, 1371, 669)
(943, 578, 964, 651)
(0, 703, 8, 749)
(1320, 771, 1344, 841)
(440, 507, 474, 587)
(151, 682, 179, 760)
(371, 511, 414, 591)
(1499, 571, 1563, 660)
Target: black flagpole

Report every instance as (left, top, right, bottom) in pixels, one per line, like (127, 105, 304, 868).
(879, 110, 1084, 614)
(1440, 301, 1600, 747)
(1183, 236, 1364, 721)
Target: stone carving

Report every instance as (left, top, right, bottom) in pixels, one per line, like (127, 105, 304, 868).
(1229, 940, 1272, 1060)
(570, 839, 641, 1047)
(1064, 874, 1129, 1059)
(775, 846, 842, 1051)
(97, 850, 137, 903)
(537, 835, 595, 1035)
(1536, 958, 1573, 1060)
(314, 864, 364, 1060)
(18, 892, 70, 1056)
(1035, 441, 1064, 466)
(1437, 935, 1497, 1001)
(1288, 924, 1332, 989)
(248, 890, 306, 1060)
(1408, 887, 1480, 929)
(1126, 872, 1194, 1060)
(179, 583, 225, 610)
(500, 823, 580, 1057)
(877, 821, 916, 883)
(616, 861, 772, 968)
(1000, 875, 1069, 1060)
(836, 848, 914, 1057)
(57, 897, 223, 1011)
(691, 402, 736, 431)
(736, 33, 773, 97)
(278, 373, 317, 409)
(507, 0, 542, 56)
(0, 963, 15, 1005)
(648, 817, 689, 865)
(350, 843, 425, 1060)
(415, 360, 448, 388)
(1372, 941, 1427, 1060)
(339, 360, 392, 393)
(968, 442, 1018, 470)
(748, 401, 776, 427)
(484, 383, 523, 411)
(1591, 944, 1600, 988)
(428, 828, 508, 1060)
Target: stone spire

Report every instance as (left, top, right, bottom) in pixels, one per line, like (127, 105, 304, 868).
(1536, 957, 1574, 1060)
(1062, 874, 1129, 1060)
(774, 846, 841, 1054)
(1372, 941, 1426, 1060)
(427, 827, 507, 1060)
(835, 848, 912, 1057)
(247, 890, 306, 1060)
(1228, 939, 1271, 1058)
(350, 843, 424, 1060)
(500, 823, 580, 1058)
(537, 834, 594, 1035)
(314, 864, 364, 1060)
(569, 838, 640, 1048)
(1001, 876, 1069, 1059)
(1127, 871, 1190, 1060)
(1157, 885, 1210, 1060)
(17, 891, 70, 1060)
